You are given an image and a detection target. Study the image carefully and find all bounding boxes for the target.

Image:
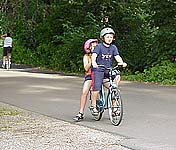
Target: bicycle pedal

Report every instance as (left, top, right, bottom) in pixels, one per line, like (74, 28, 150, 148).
(112, 111, 120, 117)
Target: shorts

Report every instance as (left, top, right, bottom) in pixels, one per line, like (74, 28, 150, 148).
(3, 47, 12, 56)
(84, 74, 92, 82)
(91, 69, 120, 91)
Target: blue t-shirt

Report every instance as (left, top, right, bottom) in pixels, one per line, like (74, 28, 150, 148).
(92, 43, 119, 71)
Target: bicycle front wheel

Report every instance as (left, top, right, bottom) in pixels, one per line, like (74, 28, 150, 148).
(108, 88, 123, 126)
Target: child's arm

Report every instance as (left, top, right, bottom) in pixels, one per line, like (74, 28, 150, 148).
(91, 53, 98, 68)
(114, 55, 127, 67)
(1, 34, 7, 40)
(83, 55, 91, 72)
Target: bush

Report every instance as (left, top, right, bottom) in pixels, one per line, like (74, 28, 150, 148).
(123, 60, 176, 85)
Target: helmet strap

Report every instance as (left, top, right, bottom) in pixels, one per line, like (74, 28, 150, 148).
(86, 51, 92, 54)
(103, 41, 111, 45)
(101, 38, 111, 46)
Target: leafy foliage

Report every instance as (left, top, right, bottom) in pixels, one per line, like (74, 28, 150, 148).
(124, 61, 176, 85)
(0, 0, 175, 84)
(150, 0, 176, 62)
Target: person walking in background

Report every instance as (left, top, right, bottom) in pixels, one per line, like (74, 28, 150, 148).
(73, 39, 98, 121)
(1, 32, 13, 68)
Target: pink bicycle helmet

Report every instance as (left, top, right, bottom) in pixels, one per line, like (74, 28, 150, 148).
(84, 39, 98, 53)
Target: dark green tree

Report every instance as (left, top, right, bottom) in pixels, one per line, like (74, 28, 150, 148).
(150, 0, 176, 62)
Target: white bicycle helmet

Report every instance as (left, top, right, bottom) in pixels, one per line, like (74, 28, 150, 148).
(100, 27, 115, 39)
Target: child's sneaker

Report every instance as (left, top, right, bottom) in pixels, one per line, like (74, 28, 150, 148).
(89, 106, 99, 116)
(73, 112, 84, 121)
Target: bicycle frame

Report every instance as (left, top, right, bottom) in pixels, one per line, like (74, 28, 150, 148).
(91, 65, 123, 126)
(5, 53, 11, 70)
(98, 74, 118, 111)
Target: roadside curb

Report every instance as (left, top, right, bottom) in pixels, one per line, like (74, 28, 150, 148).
(0, 102, 131, 150)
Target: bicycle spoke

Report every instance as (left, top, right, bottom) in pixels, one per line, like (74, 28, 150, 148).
(108, 89, 123, 126)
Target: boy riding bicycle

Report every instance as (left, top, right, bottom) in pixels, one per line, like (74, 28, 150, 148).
(90, 27, 127, 116)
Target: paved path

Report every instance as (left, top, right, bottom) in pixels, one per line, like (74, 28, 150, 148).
(0, 67, 176, 150)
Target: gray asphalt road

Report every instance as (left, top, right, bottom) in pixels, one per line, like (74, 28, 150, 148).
(0, 67, 176, 150)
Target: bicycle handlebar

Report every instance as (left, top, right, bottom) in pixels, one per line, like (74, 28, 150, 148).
(97, 65, 119, 71)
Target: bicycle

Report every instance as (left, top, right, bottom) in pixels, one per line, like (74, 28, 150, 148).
(5, 53, 11, 70)
(89, 65, 123, 126)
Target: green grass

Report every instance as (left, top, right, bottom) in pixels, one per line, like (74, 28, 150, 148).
(0, 126, 12, 131)
(0, 107, 20, 131)
(0, 107, 19, 116)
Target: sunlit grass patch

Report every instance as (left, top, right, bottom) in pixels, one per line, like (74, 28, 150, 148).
(0, 126, 12, 131)
(0, 107, 20, 131)
(0, 107, 20, 116)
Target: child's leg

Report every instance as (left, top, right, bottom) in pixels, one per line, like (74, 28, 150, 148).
(114, 75, 121, 86)
(79, 80, 91, 113)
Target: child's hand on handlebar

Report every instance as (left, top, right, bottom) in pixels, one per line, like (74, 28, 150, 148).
(118, 62, 127, 67)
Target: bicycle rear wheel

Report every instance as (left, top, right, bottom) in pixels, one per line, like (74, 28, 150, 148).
(6, 56, 11, 70)
(93, 90, 104, 121)
(6, 58, 9, 70)
(93, 99, 103, 121)
(108, 88, 123, 126)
